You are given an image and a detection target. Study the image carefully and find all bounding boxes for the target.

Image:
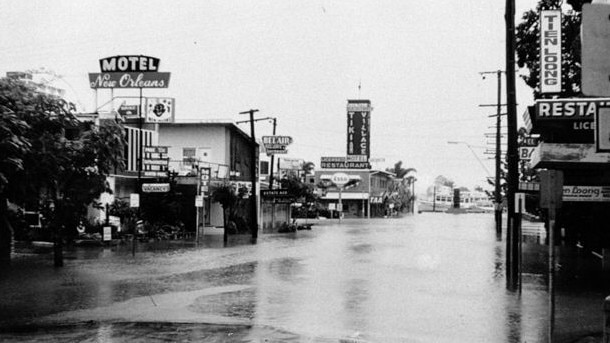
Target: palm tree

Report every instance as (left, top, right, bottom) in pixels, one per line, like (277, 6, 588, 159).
(387, 161, 416, 179)
(386, 161, 417, 213)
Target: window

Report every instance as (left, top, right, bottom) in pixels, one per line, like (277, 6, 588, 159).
(183, 148, 197, 163)
(260, 161, 269, 175)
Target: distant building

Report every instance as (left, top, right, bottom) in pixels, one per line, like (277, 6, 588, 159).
(313, 169, 396, 218)
(6, 71, 66, 98)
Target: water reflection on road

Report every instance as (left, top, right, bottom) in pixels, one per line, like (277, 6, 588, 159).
(0, 213, 549, 342)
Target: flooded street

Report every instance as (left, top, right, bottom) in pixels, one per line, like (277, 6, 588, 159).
(0, 214, 565, 342)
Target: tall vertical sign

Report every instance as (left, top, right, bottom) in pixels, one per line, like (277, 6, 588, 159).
(540, 10, 562, 94)
(346, 99, 372, 163)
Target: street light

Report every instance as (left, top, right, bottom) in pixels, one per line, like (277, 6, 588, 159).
(447, 141, 492, 177)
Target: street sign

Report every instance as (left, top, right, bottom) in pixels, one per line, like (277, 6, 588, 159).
(582, 3, 610, 96)
(563, 186, 610, 202)
(142, 183, 170, 193)
(103, 226, 112, 241)
(130, 193, 140, 208)
(515, 193, 526, 213)
(195, 195, 204, 208)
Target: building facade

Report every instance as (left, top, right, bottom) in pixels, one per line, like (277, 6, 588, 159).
(314, 169, 396, 218)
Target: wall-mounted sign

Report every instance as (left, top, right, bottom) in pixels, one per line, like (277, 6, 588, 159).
(117, 103, 140, 118)
(261, 189, 294, 203)
(347, 99, 371, 159)
(535, 98, 610, 120)
(142, 183, 170, 193)
(145, 98, 174, 123)
(563, 185, 610, 202)
(320, 156, 370, 169)
(540, 10, 562, 94)
(89, 55, 170, 89)
(533, 98, 610, 143)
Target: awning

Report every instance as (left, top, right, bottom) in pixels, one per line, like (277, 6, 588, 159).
(322, 192, 369, 200)
(530, 143, 610, 170)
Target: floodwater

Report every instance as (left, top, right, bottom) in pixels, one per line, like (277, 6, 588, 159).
(0, 214, 559, 342)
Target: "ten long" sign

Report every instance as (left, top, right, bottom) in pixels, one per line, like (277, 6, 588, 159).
(540, 10, 562, 94)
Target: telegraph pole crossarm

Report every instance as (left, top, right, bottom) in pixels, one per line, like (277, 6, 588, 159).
(481, 70, 506, 237)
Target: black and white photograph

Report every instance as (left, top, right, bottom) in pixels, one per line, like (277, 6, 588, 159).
(0, 0, 608, 342)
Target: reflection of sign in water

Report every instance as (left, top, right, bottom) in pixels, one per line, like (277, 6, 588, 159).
(146, 98, 174, 123)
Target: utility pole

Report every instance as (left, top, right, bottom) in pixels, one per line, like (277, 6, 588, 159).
(481, 70, 506, 236)
(236, 116, 277, 189)
(505, 0, 519, 290)
(268, 118, 277, 190)
(134, 87, 143, 257)
(239, 109, 260, 243)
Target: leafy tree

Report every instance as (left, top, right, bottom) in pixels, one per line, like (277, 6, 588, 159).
(211, 183, 250, 241)
(280, 174, 317, 203)
(0, 77, 125, 266)
(302, 161, 315, 176)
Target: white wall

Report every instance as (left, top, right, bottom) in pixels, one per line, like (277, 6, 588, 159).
(157, 125, 228, 164)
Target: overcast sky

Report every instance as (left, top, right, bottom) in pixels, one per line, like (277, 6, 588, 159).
(0, 0, 541, 191)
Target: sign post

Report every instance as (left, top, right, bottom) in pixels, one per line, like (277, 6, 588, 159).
(331, 173, 350, 223)
(515, 192, 526, 293)
(540, 170, 564, 343)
